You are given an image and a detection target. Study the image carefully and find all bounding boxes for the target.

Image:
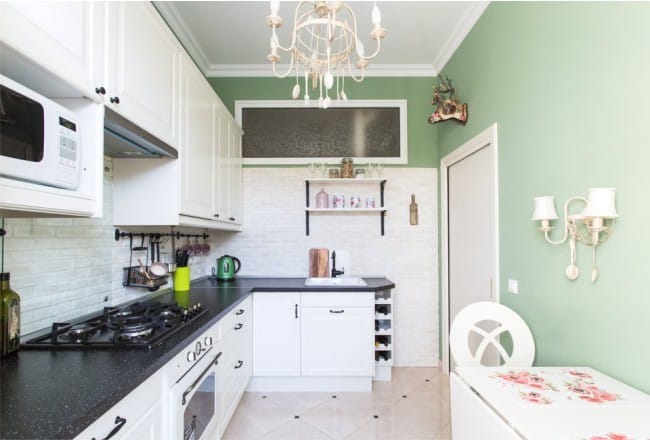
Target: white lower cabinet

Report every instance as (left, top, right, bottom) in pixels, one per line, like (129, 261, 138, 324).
(250, 291, 374, 392)
(253, 292, 300, 376)
(301, 306, 374, 377)
(74, 368, 165, 440)
(218, 297, 252, 435)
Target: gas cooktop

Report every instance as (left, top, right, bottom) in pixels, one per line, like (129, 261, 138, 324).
(22, 300, 206, 349)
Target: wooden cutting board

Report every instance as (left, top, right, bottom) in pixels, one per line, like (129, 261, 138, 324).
(308, 248, 329, 277)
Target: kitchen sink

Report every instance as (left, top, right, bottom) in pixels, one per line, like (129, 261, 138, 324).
(304, 277, 368, 286)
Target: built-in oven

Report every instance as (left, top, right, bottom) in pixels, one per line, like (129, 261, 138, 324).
(170, 325, 222, 440)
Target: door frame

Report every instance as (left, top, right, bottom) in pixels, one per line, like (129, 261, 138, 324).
(440, 123, 500, 374)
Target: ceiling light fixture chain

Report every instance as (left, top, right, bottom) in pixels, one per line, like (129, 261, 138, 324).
(266, 0, 387, 109)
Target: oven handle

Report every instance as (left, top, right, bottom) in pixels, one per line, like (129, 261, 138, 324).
(182, 350, 222, 406)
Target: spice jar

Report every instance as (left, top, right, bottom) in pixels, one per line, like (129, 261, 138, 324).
(341, 157, 354, 178)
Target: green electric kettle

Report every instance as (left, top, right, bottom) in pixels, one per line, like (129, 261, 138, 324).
(215, 255, 241, 281)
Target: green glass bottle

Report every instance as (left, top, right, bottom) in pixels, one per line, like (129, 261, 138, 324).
(1, 272, 20, 357)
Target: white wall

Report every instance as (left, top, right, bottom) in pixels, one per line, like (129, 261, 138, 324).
(204, 167, 439, 367)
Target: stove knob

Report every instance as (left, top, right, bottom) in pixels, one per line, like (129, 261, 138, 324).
(186, 351, 196, 362)
(196, 303, 202, 310)
(204, 336, 213, 346)
(195, 341, 202, 355)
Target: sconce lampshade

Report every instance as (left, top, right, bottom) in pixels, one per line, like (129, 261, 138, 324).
(580, 188, 618, 218)
(531, 196, 559, 221)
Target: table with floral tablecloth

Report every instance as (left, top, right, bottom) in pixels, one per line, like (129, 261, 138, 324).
(455, 366, 650, 440)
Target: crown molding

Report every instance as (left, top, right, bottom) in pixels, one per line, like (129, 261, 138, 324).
(205, 63, 438, 78)
(154, 2, 210, 73)
(431, 1, 490, 73)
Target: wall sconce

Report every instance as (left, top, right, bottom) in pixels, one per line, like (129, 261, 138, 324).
(531, 188, 618, 282)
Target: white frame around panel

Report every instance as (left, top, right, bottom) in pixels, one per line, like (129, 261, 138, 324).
(235, 100, 408, 165)
(440, 123, 500, 374)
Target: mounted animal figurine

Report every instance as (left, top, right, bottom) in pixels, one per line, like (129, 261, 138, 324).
(428, 76, 468, 125)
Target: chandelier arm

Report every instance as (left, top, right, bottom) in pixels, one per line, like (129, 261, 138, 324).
(360, 37, 382, 61)
(271, 54, 296, 79)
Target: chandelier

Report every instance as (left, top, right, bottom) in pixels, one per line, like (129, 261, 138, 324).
(266, 1, 387, 109)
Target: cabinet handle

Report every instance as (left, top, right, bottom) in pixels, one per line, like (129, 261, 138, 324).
(234, 360, 244, 369)
(110, 96, 120, 104)
(235, 309, 245, 315)
(329, 309, 345, 314)
(95, 86, 106, 95)
(214, 213, 220, 218)
(229, 217, 236, 221)
(91, 416, 127, 440)
(234, 323, 243, 330)
(294, 304, 298, 319)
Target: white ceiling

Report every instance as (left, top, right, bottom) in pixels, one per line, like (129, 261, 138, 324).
(155, 1, 489, 77)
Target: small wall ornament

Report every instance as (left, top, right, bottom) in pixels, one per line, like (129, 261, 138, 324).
(427, 76, 468, 125)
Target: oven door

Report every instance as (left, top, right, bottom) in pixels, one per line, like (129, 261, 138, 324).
(171, 347, 223, 440)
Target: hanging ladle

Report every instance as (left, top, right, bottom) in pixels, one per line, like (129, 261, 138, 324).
(565, 235, 580, 280)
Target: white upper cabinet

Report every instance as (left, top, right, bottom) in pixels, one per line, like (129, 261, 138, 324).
(179, 55, 217, 220)
(103, 2, 181, 149)
(214, 106, 244, 224)
(112, 54, 243, 231)
(0, 1, 101, 98)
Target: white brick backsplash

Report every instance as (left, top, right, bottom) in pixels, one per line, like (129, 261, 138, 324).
(3, 163, 439, 366)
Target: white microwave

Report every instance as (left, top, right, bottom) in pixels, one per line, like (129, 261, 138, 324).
(0, 74, 80, 190)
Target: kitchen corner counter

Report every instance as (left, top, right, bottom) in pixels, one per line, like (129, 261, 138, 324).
(0, 276, 394, 440)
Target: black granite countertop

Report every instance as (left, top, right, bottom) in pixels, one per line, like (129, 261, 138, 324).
(0, 276, 394, 440)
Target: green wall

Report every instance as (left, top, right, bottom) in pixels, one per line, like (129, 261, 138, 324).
(439, 2, 650, 392)
(208, 77, 439, 166)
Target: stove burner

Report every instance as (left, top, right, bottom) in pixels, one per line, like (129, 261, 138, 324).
(24, 301, 206, 350)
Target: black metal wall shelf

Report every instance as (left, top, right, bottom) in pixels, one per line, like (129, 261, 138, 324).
(305, 179, 387, 236)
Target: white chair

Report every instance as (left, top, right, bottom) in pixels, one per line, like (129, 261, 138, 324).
(449, 301, 535, 367)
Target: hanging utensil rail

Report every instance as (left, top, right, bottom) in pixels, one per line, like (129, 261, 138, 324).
(114, 229, 209, 242)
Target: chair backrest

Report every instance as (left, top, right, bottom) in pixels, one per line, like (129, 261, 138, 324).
(449, 301, 535, 367)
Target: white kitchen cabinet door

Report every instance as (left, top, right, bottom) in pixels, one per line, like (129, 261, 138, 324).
(105, 1, 181, 148)
(219, 297, 253, 433)
(0, 1, 101, 98)
(300, 306, 374, 377)
(74, 368, 164, 440)
(179, 54, 217, 220)
(253, 293, 301, 376)
(120, 400, 163, 440)
(214, 108, 231, 223)
(228, 123, 243, 225)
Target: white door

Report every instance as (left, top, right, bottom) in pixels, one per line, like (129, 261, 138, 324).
(442, 124, 499, 372)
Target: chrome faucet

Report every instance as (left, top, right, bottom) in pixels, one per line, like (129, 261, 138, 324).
(331, 250, 345, 278)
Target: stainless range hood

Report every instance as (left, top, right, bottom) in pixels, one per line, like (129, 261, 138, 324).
(104, 108, 178, 159)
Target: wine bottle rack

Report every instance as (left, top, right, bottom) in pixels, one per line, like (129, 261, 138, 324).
(374, 289, 393, 381)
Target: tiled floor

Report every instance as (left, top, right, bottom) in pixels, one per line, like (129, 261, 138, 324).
(223, 367, 451, 440)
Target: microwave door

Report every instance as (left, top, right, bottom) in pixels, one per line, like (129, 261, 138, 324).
(0, 85, 45, 163)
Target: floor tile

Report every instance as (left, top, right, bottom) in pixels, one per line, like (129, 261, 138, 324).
(261, 419, 333, 439)
(224, 367, 450, 440)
